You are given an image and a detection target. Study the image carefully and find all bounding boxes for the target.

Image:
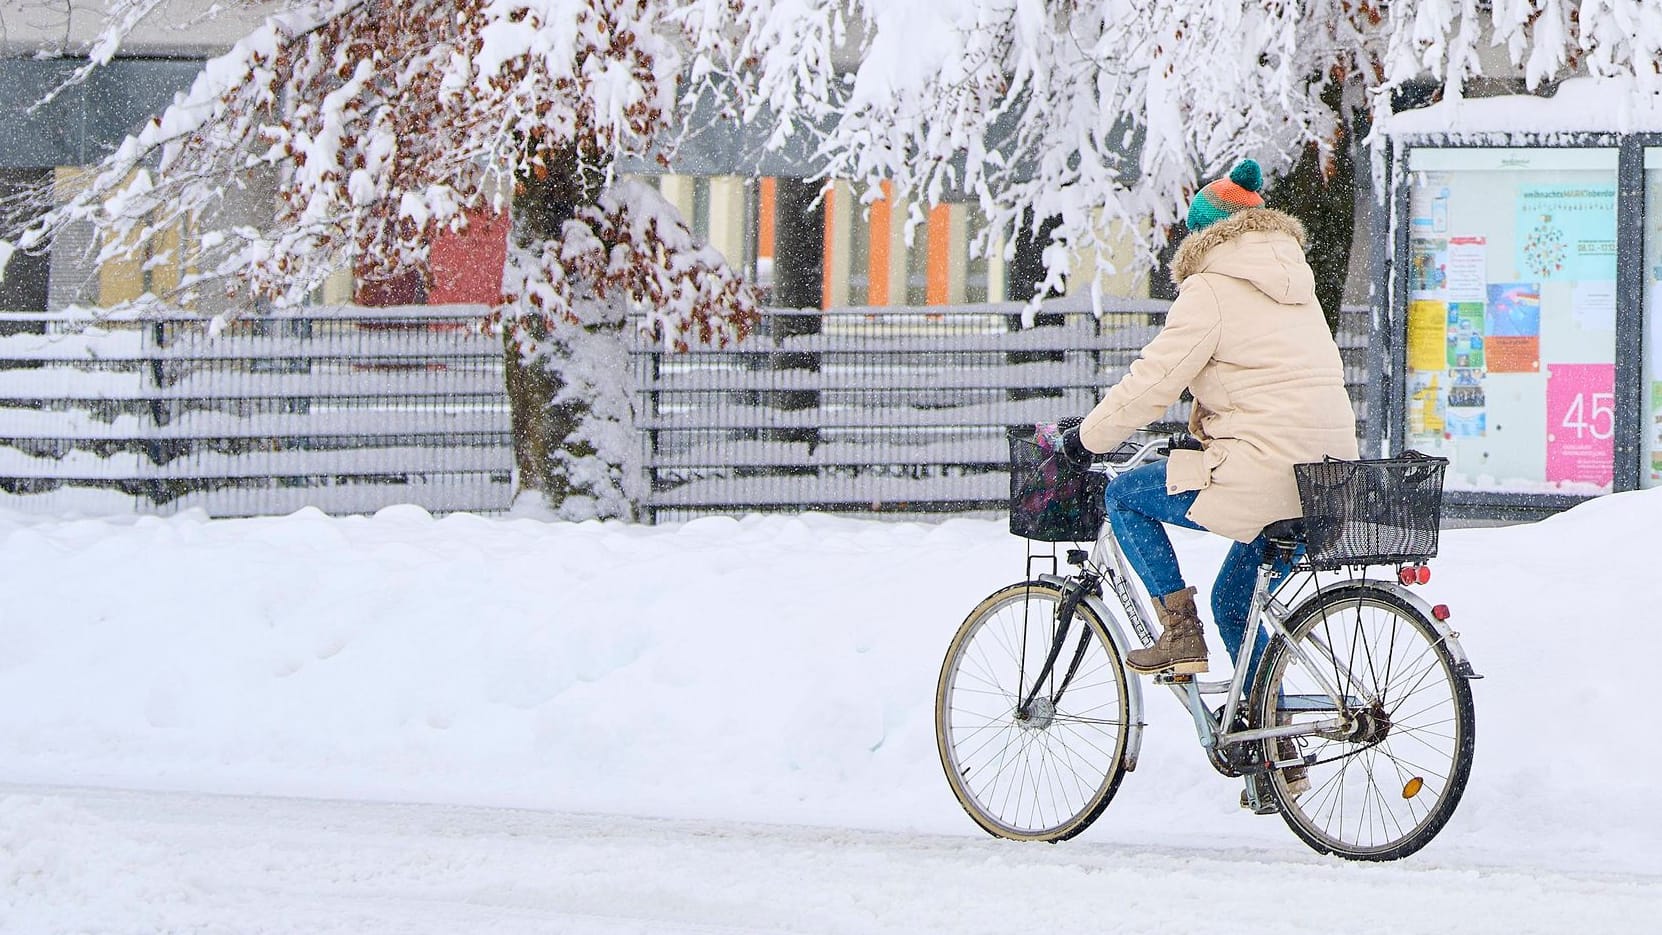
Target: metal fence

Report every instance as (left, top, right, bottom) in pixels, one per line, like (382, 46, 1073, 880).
(0, 304, 514, 517)
(0, 298, 1374, 522)
(632, 299, 1375, 523)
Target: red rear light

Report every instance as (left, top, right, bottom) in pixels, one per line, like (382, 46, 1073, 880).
(1399, 565, 1433, 586)
(1431, 604, 1451, 620)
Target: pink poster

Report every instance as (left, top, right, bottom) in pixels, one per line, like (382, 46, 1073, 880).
(1546, 363, 1615, 488)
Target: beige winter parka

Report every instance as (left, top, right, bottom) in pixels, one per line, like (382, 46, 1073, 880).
(1078, 208, 1359, 542)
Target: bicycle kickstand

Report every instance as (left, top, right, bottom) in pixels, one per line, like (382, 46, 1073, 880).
(1239, 772, 1278, 815)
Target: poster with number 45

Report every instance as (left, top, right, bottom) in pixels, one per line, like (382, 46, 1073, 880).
(1546, 363, 1615, 489)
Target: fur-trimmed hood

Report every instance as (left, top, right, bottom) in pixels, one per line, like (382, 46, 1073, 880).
(1169, 208, 1313, 306)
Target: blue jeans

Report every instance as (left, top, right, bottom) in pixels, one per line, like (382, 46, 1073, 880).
(1104, 461, 1290, 680)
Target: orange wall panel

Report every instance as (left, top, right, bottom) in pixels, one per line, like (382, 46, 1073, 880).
(758, 177, 776, 261)
(926, 203, 952, 306)
(867, 180, 893, 306)
(821, 184, 835, 309)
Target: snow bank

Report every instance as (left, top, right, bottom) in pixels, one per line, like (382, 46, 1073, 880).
(0, 498, 1656, 870)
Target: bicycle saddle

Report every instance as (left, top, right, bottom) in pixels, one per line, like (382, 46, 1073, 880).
(1262, 517, 1306, 547)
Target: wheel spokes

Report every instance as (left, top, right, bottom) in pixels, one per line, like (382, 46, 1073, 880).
(940, 589, 1129, 838)
(1265, 594, 1471, 859)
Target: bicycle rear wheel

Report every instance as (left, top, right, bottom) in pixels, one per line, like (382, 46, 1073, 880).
(1251, 585, 1475, 861)
(935, 580, 1133, 842)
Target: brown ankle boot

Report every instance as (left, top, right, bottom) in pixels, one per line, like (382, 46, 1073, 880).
(1126, 586, 1210, 674)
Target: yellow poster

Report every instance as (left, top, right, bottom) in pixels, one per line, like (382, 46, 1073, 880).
(1409, 373, 1444, 437)
(1408, 300, 1446, 372)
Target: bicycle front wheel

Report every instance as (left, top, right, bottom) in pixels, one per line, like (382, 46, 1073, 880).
(1252, 585, 1476, 861)
(935, 580, 1133, 842)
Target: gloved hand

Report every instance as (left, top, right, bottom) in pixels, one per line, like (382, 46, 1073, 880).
(1059, 425, 1094, 468)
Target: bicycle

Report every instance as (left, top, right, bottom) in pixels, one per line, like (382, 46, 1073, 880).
(934, 431, 1480, 861)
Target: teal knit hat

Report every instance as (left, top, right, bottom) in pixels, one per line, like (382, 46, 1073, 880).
(1185, 160, 1266, 232)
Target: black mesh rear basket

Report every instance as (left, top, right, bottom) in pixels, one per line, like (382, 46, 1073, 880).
(1008, 429, 1107, 542)
(1294, 453, 1447, 569)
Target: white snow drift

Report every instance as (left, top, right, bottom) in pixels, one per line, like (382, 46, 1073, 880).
(0, 495, 1656, 877)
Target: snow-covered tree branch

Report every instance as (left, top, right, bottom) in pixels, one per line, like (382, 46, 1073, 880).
(702, 0, 1662, 308)
(2, 0, 762, 518)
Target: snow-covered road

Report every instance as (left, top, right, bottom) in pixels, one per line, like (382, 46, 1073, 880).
(7, 783, 1656, 935)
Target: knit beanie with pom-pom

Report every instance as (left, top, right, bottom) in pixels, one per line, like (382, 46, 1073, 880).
(1185, 159, 1265, 232)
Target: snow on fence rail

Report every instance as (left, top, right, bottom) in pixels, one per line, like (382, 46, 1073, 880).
(631, 300, 1375, 523)
(0, 304, 514, 517)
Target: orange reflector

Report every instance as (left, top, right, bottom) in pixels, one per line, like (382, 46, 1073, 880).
(1432, 604, 1451, 621)
(1416, 565, 1432, 585)
(1403, 777, 1425, 799)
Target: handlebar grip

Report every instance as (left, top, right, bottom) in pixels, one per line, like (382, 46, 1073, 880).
(1158, 433, 1204, 455)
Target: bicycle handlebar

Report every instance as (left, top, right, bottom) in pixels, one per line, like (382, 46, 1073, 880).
(1091, 433, 1203, 475)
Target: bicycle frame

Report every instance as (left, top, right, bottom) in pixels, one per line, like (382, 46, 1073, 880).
(1033, 440, 1475, 772)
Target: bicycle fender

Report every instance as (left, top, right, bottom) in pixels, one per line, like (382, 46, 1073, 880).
(1037, 574, 1147, 770)
(1296, 579, 1482, 680)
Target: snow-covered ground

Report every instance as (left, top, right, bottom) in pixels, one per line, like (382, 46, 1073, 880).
(2, 495, 1660, 931)
(7, 783, 1655, 935)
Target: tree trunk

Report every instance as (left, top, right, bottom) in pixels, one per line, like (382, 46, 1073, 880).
(504, 147, 609, 507)
(763, 177, 825, 448)
(1005, 211, 1066, 403)
(504, 324, 564, 492)
(1263, 81, 1358, 335)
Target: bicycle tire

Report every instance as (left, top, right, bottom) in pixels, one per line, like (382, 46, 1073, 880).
(1250, 584, 1476, 861)
(935, 580, 1133, 842)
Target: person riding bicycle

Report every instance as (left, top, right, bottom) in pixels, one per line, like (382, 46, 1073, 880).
(1060, 159, 1358, 679)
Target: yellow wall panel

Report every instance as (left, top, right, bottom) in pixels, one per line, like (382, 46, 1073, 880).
(1064, 214, 1150, 301)
(706, 175, 747, 269)
(97, 228, 145, 306)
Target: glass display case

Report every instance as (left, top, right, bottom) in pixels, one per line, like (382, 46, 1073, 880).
(1402, 147, 1620, 495)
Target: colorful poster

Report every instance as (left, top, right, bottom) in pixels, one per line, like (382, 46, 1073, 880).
(1411, 178, 1450, 236)
(1407, 372, 1445, 439)
(1446, 302, 1485, 369)
(1487, 283, 1541, 336)
(1486, 282, 1542, 373)
(1446, 236, 1487, 303)
(1446, 368, 1486, 437)
(1409, 239, 1448, 294)
(1446, 409, 1486, 438)
(1408, 300, 1446, 371)
(1546, 363, 1616, 488)
(1516, 186, 1618, 281)
(1487, 337, 1541, 373)
(1448, 369, 1486, 408)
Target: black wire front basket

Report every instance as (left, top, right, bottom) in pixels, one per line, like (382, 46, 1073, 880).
(1008, 428, 1107, 542)
(1294, 452, 1448, 569)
